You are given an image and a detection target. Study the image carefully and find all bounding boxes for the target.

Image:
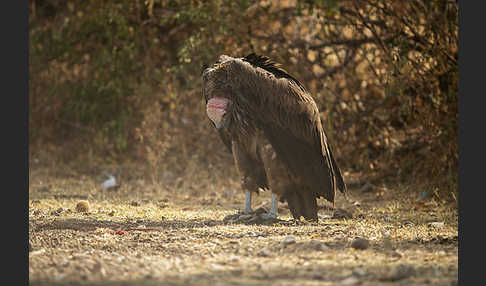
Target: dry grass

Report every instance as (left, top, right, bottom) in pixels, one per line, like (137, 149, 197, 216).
(29, 165, 458, 286)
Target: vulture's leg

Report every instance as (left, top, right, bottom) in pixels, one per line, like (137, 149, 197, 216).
(260, 193, 278, 219)
(285, 190, 304, 220)
(269, 193, 278, 217)
(301, 192, 318, 221)
(244, 191, 253, 213)
(232, 139, 268, 215)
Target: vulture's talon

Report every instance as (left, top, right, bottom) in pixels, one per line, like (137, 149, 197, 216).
(260, 212, 277, 220)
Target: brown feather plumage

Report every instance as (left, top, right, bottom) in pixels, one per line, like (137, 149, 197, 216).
(202, 54, 346, 220)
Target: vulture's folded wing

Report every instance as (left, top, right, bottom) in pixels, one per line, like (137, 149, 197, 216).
(217, 128, 233, 155)
(237, 55, 347, 202)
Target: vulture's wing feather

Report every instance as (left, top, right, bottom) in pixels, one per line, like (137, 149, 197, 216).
(260, 111, 339, 203)
(217, 128, 233, 154)
(242, 54, 306, 92)
(231, 139, 269, 192)
(322, 130, 347, 194)
(235, 56, 346, 202)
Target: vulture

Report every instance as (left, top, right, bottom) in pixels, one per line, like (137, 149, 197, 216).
(202, 53, 346, 221)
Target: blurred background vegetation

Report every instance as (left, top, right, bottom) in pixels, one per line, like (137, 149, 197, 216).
(29, 0, 458, 202)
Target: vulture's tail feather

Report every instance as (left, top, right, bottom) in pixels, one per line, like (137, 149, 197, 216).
(321, 131, 347, 196)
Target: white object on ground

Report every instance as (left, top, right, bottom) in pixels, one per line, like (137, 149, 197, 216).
(101, 175, 117, 190)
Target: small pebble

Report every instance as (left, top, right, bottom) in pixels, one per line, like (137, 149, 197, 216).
(114, 229, 127, 235)
(333, 208, 353, 219)
(318, 214, 332, 219)
(158, 203, 168, 209)
(204, 219, 217, 226)
(283, 236, 296, 245)
(223, 214, 239, 222)
(75, 201, 89, 213)
(352, 268, 367, 277)
(427, 221, 445, 228)
(257, 248, 271, 257)
(351, 237, 370, 250)
(382, 214, 392, 222)
(50, 210, 60, 216)
(309, 240, 328, 251)
(130, 201, 140, 207)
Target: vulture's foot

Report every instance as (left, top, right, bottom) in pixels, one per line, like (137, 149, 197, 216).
(260, 212, 277, 220)
(223, 207, 281, 225)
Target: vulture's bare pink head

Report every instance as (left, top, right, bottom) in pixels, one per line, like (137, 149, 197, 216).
(206, 97, 232, 129)
(202, 55, 242, 129)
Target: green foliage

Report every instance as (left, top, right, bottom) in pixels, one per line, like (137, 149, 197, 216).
(30, 1, 145, 151)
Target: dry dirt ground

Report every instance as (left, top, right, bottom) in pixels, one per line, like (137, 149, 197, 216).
(29, 168, 458, 286)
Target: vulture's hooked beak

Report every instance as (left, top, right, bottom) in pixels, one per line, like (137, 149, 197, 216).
(206, 97, 232, 130)
(219, 102, 232, 129)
